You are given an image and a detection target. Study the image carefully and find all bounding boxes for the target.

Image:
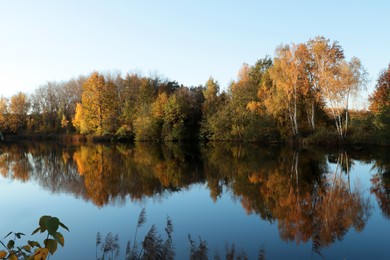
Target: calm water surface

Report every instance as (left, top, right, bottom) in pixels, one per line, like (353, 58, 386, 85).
(0, 142, 389, 259)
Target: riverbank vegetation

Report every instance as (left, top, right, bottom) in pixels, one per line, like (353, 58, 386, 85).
(0, 215, 68, 260)
(0, 36, 389, 145)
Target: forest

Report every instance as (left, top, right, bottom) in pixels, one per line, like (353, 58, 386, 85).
(0, 36, 389, 145)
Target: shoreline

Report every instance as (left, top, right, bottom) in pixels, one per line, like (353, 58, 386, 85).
(0, 133, 386, 148)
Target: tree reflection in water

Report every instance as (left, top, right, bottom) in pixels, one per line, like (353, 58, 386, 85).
(369, 148, 390, 219)
(0, 142, 378, 257)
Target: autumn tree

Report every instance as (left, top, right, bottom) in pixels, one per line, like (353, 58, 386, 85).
(28, 76, 84, 133)
(369, 64, 390, 113)
(263, 37, 367, 140)
(157, 80, 180, 96)
(72, 103, 85, 133)
(368, 64, 390, 142)
(30, 82, 61, 131)
(229, 63, 266, 140)
(0, 97, 8, 131)
(73, 72, 119, 135)
(29, 91, 43, 132)
(9, 92, 30, 133)
(307, 37, 367, 140)
(58, 76, 84, 130)
(266, 44, 306, 137)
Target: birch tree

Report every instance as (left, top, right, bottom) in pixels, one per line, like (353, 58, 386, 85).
(268, 44, 304, 137)
(308, 37, 367, 139)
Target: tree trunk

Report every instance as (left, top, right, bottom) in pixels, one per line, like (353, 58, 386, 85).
(344, 91, 350, 139)
(293, 83, 299, 136)
(311, 101, 315, 131)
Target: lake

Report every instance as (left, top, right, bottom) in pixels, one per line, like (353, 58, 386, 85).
(0, 142, 389, 259)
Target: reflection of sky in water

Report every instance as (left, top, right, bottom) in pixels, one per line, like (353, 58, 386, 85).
(0, 150, 389, 259)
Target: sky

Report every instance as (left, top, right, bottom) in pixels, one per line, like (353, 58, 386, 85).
(0, 0, 389, 108)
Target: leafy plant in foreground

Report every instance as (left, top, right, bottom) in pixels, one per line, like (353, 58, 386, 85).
(0, 215, 69, 260)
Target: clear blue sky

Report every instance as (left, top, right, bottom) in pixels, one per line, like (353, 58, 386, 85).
(1, 0, 389, 108)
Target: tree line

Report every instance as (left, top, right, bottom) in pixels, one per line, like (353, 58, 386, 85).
(1, 36, 389, 144)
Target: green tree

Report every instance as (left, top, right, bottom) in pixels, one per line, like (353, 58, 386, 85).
(203, 77, 219, 102)
(161, 87, 203, 141)
(133, 106, 160, 141)
(134, 92, 168, 141)
(162, 91, 187, 141)
(205, 93, 232, 140)
(200, 77, 220, 140)
(118, 75, 158, 139)
(229, 64, 264, 140)
(249, 56, 273, 87)
(116, 73, 142, 137)
(205, 59, 276, 141)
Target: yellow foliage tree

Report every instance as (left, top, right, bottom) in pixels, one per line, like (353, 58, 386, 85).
(73, 72, 119, 135)
(9, 92, 30, 133)
(0, 97, 8, 131)
(72, 103, 89, 134)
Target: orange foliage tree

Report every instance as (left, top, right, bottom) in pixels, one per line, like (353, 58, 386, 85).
(369, 64, 390, 113)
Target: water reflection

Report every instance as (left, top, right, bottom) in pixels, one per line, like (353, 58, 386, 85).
(0, 142, 382, 253)
(370, 150, 390, 219)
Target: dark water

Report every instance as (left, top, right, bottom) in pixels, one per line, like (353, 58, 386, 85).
(0, 142, 389, 259)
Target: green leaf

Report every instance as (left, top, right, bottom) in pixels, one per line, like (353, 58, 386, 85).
(0, 250, 7, 258)
(28, 241, 41, 248)
(31, 227, 41, 236)
(46, 218, 59, 235)
(22, 245, 31, 253)
(7, 240, 14, 250)
(33, 248, 48, 260)
(44, 239, 57, 255)
(59, 222, 69, 232)
(15, 233, 25, 239)
(53, 232, 64, 247)
(39, 216, 51, 228)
